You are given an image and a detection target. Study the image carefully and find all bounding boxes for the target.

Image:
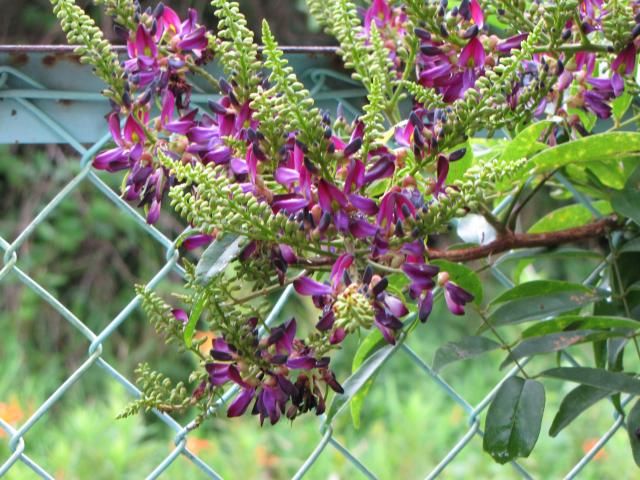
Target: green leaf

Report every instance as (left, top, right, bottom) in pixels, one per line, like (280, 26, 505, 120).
(500, 330, 625, 368)
(326, 344, 396, 423)
(350, 329, 386, 428)
(483, 377, 545, 464)
(627, 400, 640, 467)
(541, 367, 640, 395)
(195, 234, 246, 285)
(447, 141, 474, 183)
(532, 132, 640, 170)
(500, 121, 552, 162)
(612, 92, 633, 122)
(549, 385, 611, 437)
(433, 336, 502, 372)
(611, 165, 640, 226)
(431, 260, 483, 304)
(527, 201, 612, 234)
(488, 281, 602, 328)
(620, 237, 640, 253)
(184, 292, 206, 348)
(568, 107, 597, 133)
(522, 315, 640, 338)
(491, 280, 592, 305)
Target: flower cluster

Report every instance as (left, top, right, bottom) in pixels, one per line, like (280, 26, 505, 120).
(54, 0, 639, 427)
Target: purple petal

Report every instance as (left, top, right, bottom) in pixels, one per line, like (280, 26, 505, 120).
(227, 388, 255, 417)
(349, 219, 378, 238)
(349, 194, 378, 215)
(172, 309, 188, 324)
(183, 234, 214, 250)
(274, 167, 300, 186)
(294, 277, 332, 296)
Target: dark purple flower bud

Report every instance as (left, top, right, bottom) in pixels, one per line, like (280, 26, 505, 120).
(632, 23, 640, 39)
(318, 212, 332, 232)
(362, 265, 373, 285)
(343, 137, 363, 157)
(316, 357, 330, 368)
(153, 2, 165, 17)
(219, 77, 233, 94)
(414, 27, 431, 40)
(419, 291, 434, 322)
(316, 310, 335, 331)
(409, 111, 424, 129)
(208, 99, 228, 115)
(462, 24, 479, 39)
(439, 23, 449, 38)
(449, 148, 467, 162)
(420, 45, 443, 56)
(561, 29, 572, 41)
(395, 220, 404, 237)
(372, 277, 388, 296)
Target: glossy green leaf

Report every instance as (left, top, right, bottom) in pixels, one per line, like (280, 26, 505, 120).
(611, 165, 640, 226)
(433, 336, 501, 372)
(527, 201, 612, 234)
(184, 292, 206, 348)
(500, 330, 624, 368)
(549, 385, 611, 437)
(488, 281, 601, 327)
(627, 400, 640, 467)
(350, 329, 386, 428)
(483, 377, 545, 464)
(533, 132, 640, 170)
(490, 280, 592, 305)
(522, 315, 640, 338)
(541, 367, 640, 395)
(432, 260, 483, 304)
(195, 234, 246, 285)
(500, 121, 551, 162)
(326, 344, 395, 423)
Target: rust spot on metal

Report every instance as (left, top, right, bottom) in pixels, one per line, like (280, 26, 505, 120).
(42, 55, 57, 67)
(59, 99, 73, 107)
(9, 52, 28, 67)
(11, 109, 16, 116)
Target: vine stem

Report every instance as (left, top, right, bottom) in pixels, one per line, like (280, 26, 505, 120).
(427, 216, 621, 262)
(225, 270, 307, 306)
(474, 307, 529, 379)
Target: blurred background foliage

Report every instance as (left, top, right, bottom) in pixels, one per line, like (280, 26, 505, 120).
(1, 1, 638, 478)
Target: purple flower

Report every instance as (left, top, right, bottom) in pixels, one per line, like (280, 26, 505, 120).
(93, 113, 145, 172)
(444, 281, 474, 315)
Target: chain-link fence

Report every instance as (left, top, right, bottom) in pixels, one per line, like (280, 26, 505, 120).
(0, 46, 632, 479)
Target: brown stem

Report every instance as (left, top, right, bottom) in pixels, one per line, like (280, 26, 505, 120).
(427, 215, 621, 262)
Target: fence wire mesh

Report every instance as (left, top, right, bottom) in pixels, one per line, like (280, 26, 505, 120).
(0, 47, 632, 479)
